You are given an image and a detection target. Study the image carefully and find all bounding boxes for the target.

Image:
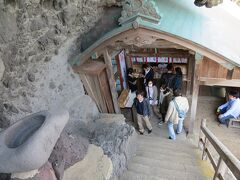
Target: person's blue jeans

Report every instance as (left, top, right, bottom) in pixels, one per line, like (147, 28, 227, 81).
(219, 107, 234, 124)
(167, 118, 184, 140)
(219, 115, 234, 124)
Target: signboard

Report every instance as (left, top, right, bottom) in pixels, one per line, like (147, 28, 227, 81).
(131, 56, 188, 64)
(119, 50, 127, 89)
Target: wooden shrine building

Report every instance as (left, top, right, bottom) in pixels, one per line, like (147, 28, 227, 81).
(71, 0, 240, 134)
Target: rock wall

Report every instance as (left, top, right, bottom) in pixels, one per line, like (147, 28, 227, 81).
(0, 0, 122, 127)
(0, 1, 137, 180)
(90, 113, 137, 179)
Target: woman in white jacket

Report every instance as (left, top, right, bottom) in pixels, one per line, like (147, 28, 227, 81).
(165, 89, 189, 140)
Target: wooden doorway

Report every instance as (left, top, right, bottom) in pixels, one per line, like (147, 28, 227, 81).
(74, 60, 115, 113)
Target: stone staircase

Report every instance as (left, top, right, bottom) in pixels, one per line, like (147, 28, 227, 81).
(122, 121, 213, 180)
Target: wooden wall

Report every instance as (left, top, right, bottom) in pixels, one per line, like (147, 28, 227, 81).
(199, 57, 228, 79)
(232, 67, 240, 79)
(199, 57, 240, 79)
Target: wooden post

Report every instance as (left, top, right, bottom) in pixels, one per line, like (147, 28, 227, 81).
(125, 51, 132, 68)
(213, 157, 227, 180)
(188, 53, 202, 134)
(103, 49, 121, 114)
(186, 54, 194, 97)
(198, 119, 206, 149)
(226, 69, 234, 80)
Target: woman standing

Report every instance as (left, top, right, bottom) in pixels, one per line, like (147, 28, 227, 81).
(127, 68, 137, 92)
(173, 67, 183, 91)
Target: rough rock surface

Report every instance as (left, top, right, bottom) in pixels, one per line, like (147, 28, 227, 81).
(48, 95, 99, 180)
(0, 0, 123, 128)
(0, 1, 137, 179)
(62, 144, 113, 180)
(48, 130, 89, 180)
(11, 162, 57, 180)
(90, 114, 138, 179)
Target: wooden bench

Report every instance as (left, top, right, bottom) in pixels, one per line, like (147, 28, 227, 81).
(228, 118, 240, 128)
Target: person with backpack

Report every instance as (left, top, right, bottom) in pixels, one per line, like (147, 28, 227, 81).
(165, 89, 189, 140)
(159, 63, 175, 90)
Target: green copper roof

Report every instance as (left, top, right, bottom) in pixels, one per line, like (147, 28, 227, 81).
(154, 0, 240, 66)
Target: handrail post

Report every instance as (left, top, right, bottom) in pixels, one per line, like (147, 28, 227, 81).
(200, 119, 209, 160)
(213, 157, 227, 180)
(202, 137, 209, 161)
(199, 119, 206, 149)
(201, 119, 207, 128)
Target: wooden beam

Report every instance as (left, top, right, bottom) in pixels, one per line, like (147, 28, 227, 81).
(72, 28, 235, 68)
(199, 77, 240, 87)
(188, 53, 203, 134)
(128, 53, 189, 58)
(103, 49, 121, 114)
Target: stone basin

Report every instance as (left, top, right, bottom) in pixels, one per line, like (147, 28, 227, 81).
(0, 109, 69, 173)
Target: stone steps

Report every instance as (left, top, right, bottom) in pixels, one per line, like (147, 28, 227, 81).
(122, 132, 209, 180)
(122, 170, 165, 180)
(126, 163, 205, 180)
(137, 137, 197, 153)
(134, 150, 198, 166)
(136, 144, 196, 158)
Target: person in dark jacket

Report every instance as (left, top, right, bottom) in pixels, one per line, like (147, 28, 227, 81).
(173, 67, 183, 91)
(160, 63, 175, 89)
(127, 68, 137, 92)
(134, 90, 152, 135)
(158, 85, 173, 126)
(142, 64, 154, 86)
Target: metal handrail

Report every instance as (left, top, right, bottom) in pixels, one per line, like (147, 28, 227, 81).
(199, 119, 240, 180)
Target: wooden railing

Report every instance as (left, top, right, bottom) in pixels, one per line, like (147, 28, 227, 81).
(199, 119, 240, 180)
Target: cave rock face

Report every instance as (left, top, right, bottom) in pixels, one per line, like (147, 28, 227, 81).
(0, 0, 117, 127)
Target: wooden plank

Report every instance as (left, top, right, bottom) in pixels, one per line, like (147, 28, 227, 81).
(80, 74, 102, 112)
(103, 49, 121, 113)
(199, 58, 208, 78)
(226, 69, 234, 80)
(98, 70, 115, 113)
(188, 54, 202, 134)
(208, 60, 219, 78)
(199, 77, 240, 87)
(199, 57, 229, 79)
(232, 67, 240, 79)
(73, 61, 106, 75)
(92, 75, 108, 113)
